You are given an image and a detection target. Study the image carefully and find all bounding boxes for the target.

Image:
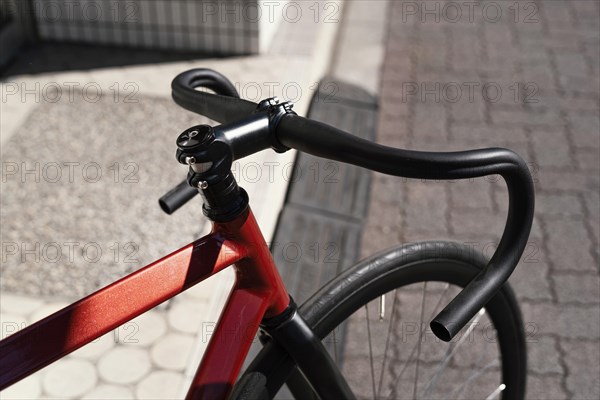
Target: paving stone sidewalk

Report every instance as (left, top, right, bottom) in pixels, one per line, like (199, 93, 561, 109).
(361, 1, 599, 399)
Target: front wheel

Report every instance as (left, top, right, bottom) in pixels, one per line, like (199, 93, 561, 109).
(234, 241, 527, 400)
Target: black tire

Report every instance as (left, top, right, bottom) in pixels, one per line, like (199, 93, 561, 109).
(233, 241, 526, 400)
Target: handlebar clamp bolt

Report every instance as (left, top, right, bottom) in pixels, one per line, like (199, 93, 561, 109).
(198, 181, 209, 190)
(185, 156, 196, 165)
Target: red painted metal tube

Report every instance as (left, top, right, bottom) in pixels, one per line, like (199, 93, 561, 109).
(185, 287, 268, 398)
(186, 208, 291, 399)
(213, 208, 290, 318)
(0, 232, 245, 390)
(0, 206, 290, 400)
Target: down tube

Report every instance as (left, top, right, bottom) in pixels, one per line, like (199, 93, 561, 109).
(0, 233, 245, 390)
(186, 285, 269, 399)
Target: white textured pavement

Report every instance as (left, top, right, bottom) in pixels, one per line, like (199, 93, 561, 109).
(0, 1, 343, 398)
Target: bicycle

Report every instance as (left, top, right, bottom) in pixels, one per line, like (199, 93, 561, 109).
(0, 69, 534, 400)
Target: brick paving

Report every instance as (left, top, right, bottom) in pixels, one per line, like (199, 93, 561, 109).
(362, 1, 599, 398)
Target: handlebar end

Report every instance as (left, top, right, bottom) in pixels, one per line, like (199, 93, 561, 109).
(159, 180, 199, 215)
(429, 320, 453, 342)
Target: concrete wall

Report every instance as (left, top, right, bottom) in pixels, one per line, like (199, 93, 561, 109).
(26, 0, 285, 55)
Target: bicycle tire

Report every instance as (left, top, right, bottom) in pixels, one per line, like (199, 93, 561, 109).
(232, 241, 526, 400)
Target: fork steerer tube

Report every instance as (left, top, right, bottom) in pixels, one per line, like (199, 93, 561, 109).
(198, 173, 249, 222)
(175, 122, 255, 222)
(261, 308, 356, 400)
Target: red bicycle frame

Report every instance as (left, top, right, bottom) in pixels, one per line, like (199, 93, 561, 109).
(0, 207, 290, 399)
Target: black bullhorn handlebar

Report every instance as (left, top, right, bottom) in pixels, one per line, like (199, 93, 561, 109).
(163, 68, 535, 342)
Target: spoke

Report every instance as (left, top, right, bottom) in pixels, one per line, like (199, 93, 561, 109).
(412, 282, 428, 399)
(365, 304, 377, 400)
(428, 283, 451, 321)
(449, 357, 501, 399)
(485, 384, 506, 400)
(385, 283, 451, 400)
(421, 308, 486, 398)
(376, 290, 399, 399)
